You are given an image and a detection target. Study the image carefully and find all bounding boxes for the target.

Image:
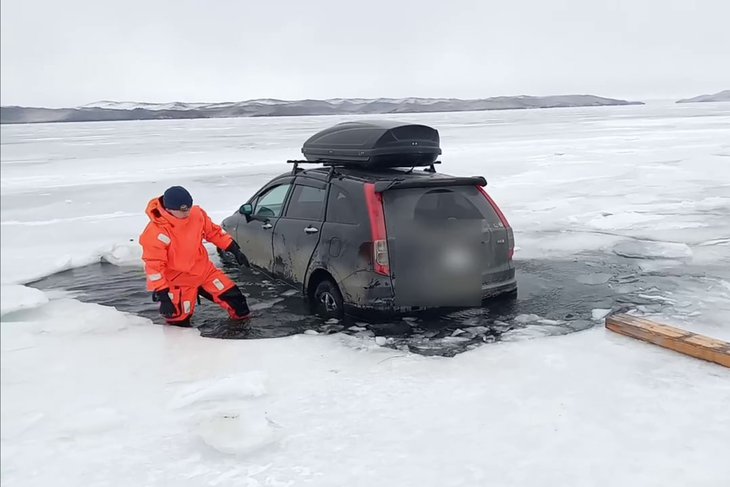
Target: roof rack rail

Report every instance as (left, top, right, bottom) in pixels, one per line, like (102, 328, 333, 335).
(287, 160, 346, 179)
(287, 159, 317, 175)
(287, 159, 441, 174)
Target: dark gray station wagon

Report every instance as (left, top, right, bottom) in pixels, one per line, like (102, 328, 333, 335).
(221, 121, 516, 318)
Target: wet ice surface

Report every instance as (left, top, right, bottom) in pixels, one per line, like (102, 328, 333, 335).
(29, 250, 716, 356)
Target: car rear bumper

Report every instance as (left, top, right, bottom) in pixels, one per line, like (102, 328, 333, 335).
(481, 277, 518, 299)
(343, 277, 517, 318)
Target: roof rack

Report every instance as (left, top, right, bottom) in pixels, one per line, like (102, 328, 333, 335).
(287, 159, 441, 175)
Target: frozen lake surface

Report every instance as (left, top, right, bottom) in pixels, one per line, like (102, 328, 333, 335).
(2, 102, 729, 486)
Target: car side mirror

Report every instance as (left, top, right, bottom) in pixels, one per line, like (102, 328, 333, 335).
(239, 203, 253, 222)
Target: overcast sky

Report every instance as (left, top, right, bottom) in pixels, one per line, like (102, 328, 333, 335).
(1, 0, 729, 107)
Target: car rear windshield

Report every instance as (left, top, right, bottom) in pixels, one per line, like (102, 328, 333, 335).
(382, 186, 501, 225)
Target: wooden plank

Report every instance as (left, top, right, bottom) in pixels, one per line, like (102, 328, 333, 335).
(605, 313, 730, 368)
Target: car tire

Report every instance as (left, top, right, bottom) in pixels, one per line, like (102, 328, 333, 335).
(312, 279, 344, 319)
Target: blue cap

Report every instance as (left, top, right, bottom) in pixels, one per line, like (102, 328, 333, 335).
(162, 186, 193, 210)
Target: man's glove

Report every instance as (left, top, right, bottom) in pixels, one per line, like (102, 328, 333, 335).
(226, 241, 251, 268)
(152, 289, 177, 318)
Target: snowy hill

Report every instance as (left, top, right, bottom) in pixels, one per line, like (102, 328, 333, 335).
(80, 100, 217, 110)
(79, 99, 289, 110)
(676, 89, 730, 103)
(1, 94, 643, 124)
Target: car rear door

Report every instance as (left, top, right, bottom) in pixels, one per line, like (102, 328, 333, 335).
(236, 181, 293, 271)
(382, 185, 508, 308)
(272, 179, 327, 285)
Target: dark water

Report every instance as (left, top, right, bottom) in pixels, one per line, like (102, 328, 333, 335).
(27, 251, 689, 356)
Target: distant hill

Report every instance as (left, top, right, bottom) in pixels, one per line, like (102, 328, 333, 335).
(676, 90, 730, 103)
(1, 94, 644, 124)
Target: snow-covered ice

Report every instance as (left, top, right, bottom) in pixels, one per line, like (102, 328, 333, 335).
(2, 102, 730, 486)
(591, 308, 613, 321)
(0, 284, 48, 316)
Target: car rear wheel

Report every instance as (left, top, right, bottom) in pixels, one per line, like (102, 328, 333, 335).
(312, 279, 344, 319)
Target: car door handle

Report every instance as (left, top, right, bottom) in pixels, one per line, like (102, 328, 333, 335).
(304, 226, 319, 234)
(262, 223, 273, 230)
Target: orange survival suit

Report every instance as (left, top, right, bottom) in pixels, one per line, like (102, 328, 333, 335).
(139, 196, 249, 325)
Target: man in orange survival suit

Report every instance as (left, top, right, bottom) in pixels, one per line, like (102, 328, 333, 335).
(139, 186, 251, 326)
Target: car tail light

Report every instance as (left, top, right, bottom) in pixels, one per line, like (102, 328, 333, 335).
(477, 185, 514, 260)
(364, 183, 390, 276)
(374, 240, 389, 267)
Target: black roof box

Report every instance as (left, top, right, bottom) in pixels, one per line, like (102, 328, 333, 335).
(301, 121, 441, 167)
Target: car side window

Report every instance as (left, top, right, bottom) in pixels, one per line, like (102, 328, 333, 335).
(285, 185, 326, 220)
(254, 184, 291, 218)
(326, 187, 358, 224)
